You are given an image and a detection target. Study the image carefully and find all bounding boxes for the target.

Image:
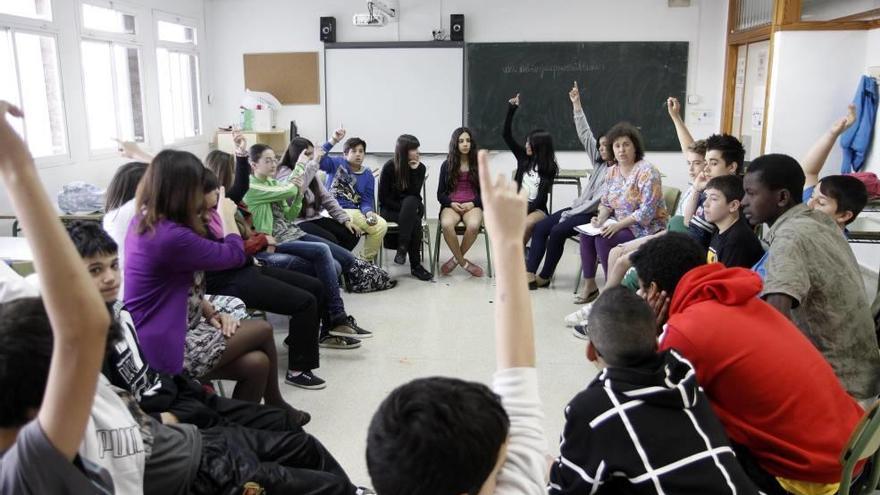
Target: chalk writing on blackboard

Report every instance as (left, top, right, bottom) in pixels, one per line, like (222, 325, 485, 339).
(502, 61, 604, 79)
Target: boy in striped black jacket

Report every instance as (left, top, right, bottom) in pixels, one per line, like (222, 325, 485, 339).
(549, 287, 759, 494)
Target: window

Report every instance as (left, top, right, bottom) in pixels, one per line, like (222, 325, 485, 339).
(0, 0, 52, 21)
(0, 28, 67, 158)
(82, 3, 135, 35)
(155, 16, 201, 143)
(81, 41, 145, 151)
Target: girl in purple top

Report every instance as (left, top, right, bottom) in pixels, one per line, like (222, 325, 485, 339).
(437, 127, 485, 277)
(124, 150, 294, 408)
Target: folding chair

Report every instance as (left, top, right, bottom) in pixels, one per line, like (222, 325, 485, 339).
(432, 218, 493, 277)
(839, 400, 880, 494)
(377, 175, 434, 274)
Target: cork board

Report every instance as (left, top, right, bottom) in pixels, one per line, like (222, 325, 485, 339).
(243, 51, 320, 105)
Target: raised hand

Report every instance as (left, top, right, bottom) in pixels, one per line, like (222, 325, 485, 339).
(233, 130, 248, 155)
(332, 127, 346, 143)
(297, 149, 310, 164)
(568, 82, 581, 105)
(478, 150, 528, 243)
(0, 102, 31, 173)
(830, 103, 857, 136)
(508, 93, 520, 107)
(667, 97, 681, 119)
(693, 169, 710, 192)
(313, 146, 326, 162)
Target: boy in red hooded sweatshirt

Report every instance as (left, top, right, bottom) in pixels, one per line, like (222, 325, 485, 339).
(631, 232, 866, 495)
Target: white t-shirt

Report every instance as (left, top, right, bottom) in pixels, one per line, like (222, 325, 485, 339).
(522, 169, 540, 202)
(79, 375, 146, 495)
(492, 367, 547, 495)
(102, 200, 136, 296)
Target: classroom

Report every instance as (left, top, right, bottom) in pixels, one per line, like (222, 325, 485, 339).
(0, 0, 879, 494)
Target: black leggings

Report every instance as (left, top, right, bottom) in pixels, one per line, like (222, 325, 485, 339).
(382, 196, 423, 266)
(191, 425, 355, 495)
(207, 266, 324, 372)
(299, 217, 359, 251)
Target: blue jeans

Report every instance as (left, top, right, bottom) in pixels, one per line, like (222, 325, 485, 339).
(271, 239, 347, 322)
(297, 234, 355, 272)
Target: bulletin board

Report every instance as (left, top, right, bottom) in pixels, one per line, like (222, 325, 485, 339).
(243, 51, 320, 105)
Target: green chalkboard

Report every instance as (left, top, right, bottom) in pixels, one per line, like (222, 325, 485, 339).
(466, 42, 688, 152)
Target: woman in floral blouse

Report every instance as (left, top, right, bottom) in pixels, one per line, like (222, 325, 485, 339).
(576, 122, 667, 303)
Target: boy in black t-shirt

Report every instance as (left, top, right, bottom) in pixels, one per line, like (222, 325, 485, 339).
(703, 175, 764, 268)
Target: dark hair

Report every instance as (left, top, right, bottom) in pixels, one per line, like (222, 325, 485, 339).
(135, 150, 206, 235)
(66, 221, 118, 258)
(202, 168, 220, 194)
(705, 134, 746, 175)
(605, 122, 646, 163)
(280, 136, 314, 173)
(588, 287, 658, 367)
(105, 161, 148, 212)
(525, 129, 560, 180)
(745, 153, 805, 206)
(0, 298, 54, 427)
(392, 134, 421, 191)
(631, 232, 705, 295)
(367, 376, 510, 495)
(248, 143, 273, 165)
(705, 174, 745, 203)
(444, 127, 480, 195)
(205, 150, 234, 190)
(819, 175, 869, 225)
(343, 137, 367, 154)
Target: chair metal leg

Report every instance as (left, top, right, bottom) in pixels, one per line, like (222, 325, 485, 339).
(215, 380, 227, 397)
(433, 222, 442, 275)
(574, 260, 582, 294)
(423, 224, 434, 274)
(484, 230, 493, 278)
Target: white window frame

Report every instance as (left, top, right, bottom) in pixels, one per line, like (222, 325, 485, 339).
(153, 10, 203, 146)
(0, 7, 71, 167)
(77, 0, 146, 157)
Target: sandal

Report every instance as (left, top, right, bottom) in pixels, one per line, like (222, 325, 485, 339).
(573, 288, 600, 305)
(463, 260, 485, 277)
(441, 257, 458, 275)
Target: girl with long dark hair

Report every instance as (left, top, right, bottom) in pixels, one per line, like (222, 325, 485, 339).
(378, 134, 433, 281)
(436, 127, 484, 276)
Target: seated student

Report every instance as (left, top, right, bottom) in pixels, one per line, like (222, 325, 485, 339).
(437, 127, 485, 277)
(66, 220, 312, 427)
(320, 129, 388, 262)
(278, 137, 361, 251)
(503, 93, 560, 243)
(527, 82, 612, 289)
(666, 96, 708, 216)
(103, 161, 148, 284)
(366, 151, 547, 495)
(549, 287, 758, 494)
(743, 154, 880, 401)
(631, 232, 867, 495)
(0, 102, 114, 494)
(801, 104, 869, 233)
(684, 134, 746, 249)
(576, 122, 667, 304)
(702, 175, 764, 267)
(378, 134, 433, 281)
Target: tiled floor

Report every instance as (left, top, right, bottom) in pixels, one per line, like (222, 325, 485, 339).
(265, 237, 598, 487)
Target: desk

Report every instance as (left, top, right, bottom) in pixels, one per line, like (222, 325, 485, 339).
(550, 168, 592, 212)
(0, 213, 103, 237)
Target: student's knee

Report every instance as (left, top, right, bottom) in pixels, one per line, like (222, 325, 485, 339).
(440, 215, 459, 232)
(239, 350, 270, 377)
(401, 196, 421, 209)
(371, 216, 388, 236)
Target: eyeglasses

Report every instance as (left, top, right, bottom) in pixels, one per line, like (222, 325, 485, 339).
(260, 157, 278, 164)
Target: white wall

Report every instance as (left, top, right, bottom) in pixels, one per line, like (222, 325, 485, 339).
(766, 28, 880, 293)
(205, 0, 729, 217)
(0, 0, 210, 215)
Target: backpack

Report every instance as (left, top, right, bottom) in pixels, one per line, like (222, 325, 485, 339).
(848, 172, 880, 198)
(345, 257, 397, 293)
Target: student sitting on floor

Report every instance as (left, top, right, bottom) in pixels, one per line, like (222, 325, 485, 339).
(743, 154, 880, 402)
(702, 175, 764, 268)
(0, 101, 114, 494)
(631, 232, 867, 495)
(801, 104, 870, 234)
(549, 287, 758, 494)
(320, 129, 388, 262)
(366, 151, 547, 495)
(66, 220, 311, 427)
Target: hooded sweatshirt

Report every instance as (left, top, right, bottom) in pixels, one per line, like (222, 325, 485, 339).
(659, 263, 865, 484)
(549, 350, 758, 494)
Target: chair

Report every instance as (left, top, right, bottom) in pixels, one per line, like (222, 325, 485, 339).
(839, 400, 880, 494)
(432, 218, 493, 277)
(377, 175, 434, 274)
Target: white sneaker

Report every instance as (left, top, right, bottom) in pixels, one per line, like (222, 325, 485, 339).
(564, 303, 594, 327)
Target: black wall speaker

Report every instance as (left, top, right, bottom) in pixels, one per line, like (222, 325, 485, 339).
(450, 14, 464, 41)
(320, 16, 336, 43)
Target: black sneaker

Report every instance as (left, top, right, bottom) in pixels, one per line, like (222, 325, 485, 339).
(572, 324, 589, 341)
(319, 334, 362, 349)
(411, 264, 433, 281)
(394, 248, 407, 265)
(356, 488, 376, 495)
(285, 370, 327, 390)
(341, 315, 373, 339)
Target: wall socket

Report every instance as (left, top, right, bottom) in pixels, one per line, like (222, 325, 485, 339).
(689, 109, 714, 125)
